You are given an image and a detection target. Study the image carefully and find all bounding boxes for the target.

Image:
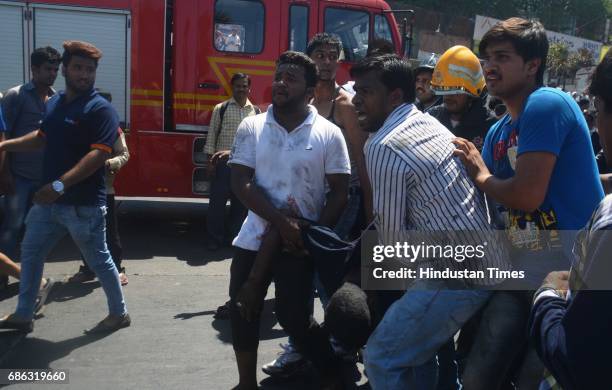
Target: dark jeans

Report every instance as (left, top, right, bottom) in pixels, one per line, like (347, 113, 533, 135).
(457, 290, 534, 390)
(81, 194, 122, 271)
(207, 160, 246, 244)
(229, 247, 341, 377)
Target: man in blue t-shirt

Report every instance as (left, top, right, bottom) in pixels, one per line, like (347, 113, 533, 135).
(452, 18, 604, 388)
(0, 41, 130, 334)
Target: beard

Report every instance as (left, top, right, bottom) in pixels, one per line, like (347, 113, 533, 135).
(273, 91, 309, 112)
(65, 77, 93, 95)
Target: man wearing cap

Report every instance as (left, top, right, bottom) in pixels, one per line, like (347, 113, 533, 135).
(414, 54, 442, 112)
(0, 40, 129, 334)
(428, 45, 497, 150)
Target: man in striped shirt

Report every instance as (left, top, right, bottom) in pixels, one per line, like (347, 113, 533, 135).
(204, 73, 259, 251)
(351, 55, 506, 389)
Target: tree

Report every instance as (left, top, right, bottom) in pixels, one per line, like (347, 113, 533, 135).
(547, 43, 595, 87)
(391, 0, 610, 41)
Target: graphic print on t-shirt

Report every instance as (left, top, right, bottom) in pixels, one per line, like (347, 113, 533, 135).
(491, 124, 560, 251)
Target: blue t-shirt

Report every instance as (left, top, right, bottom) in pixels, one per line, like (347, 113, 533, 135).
(41, 89, 118, 206)
(483, 87, 603, 231)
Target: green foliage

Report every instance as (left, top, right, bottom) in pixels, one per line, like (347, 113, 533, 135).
(547, 42, 595, 83)
(393, 0, 609, 41)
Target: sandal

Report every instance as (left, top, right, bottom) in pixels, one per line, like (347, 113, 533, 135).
(0, 314, 33, 333)
(34, 277, 55, 315)
(214, 300, 231, 320)
(68, 266, 96, 283)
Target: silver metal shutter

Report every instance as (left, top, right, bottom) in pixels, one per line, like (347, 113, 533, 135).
(0, 2, 26, 94)
(32, 5, 129, 122)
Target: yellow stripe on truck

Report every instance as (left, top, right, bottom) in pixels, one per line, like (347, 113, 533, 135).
(132, 99, 163, 107)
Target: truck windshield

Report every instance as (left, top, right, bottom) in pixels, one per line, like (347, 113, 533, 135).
(324, 8, 369, 62)
(374, 14, 394, 44)
(214, 0, 264, 53)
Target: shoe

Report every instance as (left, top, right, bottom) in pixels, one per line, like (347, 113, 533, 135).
(84, 313, 131, 334)
(262, 343, 311, 379)
(34, 277, 55, 315)
(118, 268, 128, 286)
(68, 266, 96, 283)
(213, 300, 231, 320)
(0, 314, 33, 333)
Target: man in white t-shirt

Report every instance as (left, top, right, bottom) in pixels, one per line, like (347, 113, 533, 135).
(225, 29, 242, 52)
(227, 51, 350, 390)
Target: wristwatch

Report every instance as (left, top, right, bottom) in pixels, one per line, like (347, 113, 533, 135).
(52, 180, 65, 195)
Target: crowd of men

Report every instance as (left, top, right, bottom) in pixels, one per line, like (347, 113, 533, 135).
(0, 15, 610, 390)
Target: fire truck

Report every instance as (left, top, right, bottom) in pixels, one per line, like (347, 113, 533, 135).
(0, 0, 402, 199)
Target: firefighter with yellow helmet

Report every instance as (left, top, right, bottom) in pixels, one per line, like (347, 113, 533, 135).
(428, 45, 497, 149)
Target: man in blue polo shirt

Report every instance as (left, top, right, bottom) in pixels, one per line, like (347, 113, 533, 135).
(0, 40, 129, 334)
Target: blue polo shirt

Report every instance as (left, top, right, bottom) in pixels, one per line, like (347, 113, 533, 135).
(41, 89, 118, 206)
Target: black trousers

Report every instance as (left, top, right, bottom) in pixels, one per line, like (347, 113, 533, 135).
(229, 247, 340, 377)
(206, 160, 247, 244)
(81, 194, 122, 271)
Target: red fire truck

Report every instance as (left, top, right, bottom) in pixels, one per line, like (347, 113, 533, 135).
(0, 0, 402, 199)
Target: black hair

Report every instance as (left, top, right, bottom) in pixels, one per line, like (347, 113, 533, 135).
(324, 282, 371, 350)
(589, 51, 612, 114)
(479, 17, 549, 85)
(366, 38, 395, 57)
(31, 46, 61, 67)
(350, 54, 415, 103)
(306, 33, 343, 57)
(276, 51, 318, 89)
(230, 72, 251, 87)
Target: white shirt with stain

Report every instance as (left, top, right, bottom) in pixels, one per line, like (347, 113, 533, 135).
(228, 104, 350, 251)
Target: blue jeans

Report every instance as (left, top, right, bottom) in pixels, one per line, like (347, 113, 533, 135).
(15, 204, 127, 320)
(0, 174, 40, 260)
(365, 280, 491, 390)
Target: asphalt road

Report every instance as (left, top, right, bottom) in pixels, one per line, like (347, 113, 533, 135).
(0, 201, 364, 389)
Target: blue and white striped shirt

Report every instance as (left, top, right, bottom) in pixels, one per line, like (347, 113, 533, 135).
(365, 103, 508, 283)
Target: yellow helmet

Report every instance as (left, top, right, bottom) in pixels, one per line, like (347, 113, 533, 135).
(431, 45, 485, 97)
